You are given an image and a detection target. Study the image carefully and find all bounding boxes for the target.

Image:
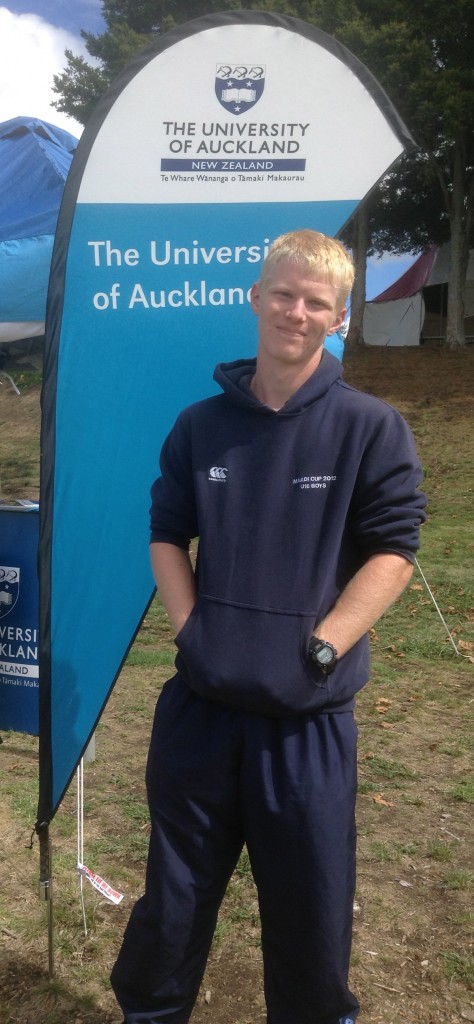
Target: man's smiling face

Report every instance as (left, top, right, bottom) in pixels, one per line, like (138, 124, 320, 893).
(250, 258, 346, 375)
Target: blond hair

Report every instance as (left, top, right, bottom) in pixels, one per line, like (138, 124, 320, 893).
(260, 229, 354, 305)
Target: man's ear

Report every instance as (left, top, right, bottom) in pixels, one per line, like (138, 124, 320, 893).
(250, 282, 260, 315)
(326, 308, 346, 335)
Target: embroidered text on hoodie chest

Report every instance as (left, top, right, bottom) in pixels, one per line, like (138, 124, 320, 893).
(293, 473, 337, 491)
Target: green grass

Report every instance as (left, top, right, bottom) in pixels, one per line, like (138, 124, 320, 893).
(439, 738, 473, 757)
(370, 840, 421, 863)
(0, 447, 40, 495)
(360, 754, 417, 781)
(14, 370, 43, 390)
(427, 840, 453, 862)
(1, 349, 473, 1024)
(2, 774, 38, 822)
(126, 648, 175, 667)
(440, 950, 474, 986)
(449, 777, 474, 803)
(357, 780, 378, 794)
(442, 868, 473, 891)
(120, 795, 149, 824)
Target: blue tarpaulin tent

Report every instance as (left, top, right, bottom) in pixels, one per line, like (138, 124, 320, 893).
(0, 116, 78, 345)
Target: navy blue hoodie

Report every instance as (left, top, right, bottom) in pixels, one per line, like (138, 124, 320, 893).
(150, 352, 426, 717)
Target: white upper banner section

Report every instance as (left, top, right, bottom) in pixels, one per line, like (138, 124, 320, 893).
(77, 22, 405, 205)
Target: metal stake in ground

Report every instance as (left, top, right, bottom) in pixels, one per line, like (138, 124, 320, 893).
(36, 821, 54, 979)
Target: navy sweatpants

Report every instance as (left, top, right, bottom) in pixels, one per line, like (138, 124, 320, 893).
(111, 675, 360, 1024)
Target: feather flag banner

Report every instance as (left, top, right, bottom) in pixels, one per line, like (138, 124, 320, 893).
(37, 11, 413, 825)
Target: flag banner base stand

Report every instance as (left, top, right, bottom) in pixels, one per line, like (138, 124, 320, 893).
(37, 822, 54, 979)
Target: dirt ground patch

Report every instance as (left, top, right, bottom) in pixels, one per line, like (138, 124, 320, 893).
(0, 345, 473, 1024)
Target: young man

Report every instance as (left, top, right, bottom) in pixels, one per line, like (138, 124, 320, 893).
(111, 230, 426, 1024)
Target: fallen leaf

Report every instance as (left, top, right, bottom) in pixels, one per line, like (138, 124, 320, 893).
(410, 583, 423, 591)
(204, 990, 212, 1005)
(373, 793, 395, 807)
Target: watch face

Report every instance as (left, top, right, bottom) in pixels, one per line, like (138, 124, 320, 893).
(308, 637, 337, 673)
(317, 645, 335, 665)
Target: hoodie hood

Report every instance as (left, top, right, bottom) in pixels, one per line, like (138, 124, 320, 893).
(213, 349, 343, 416)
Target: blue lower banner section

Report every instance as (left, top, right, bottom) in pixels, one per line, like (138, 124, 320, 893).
(0, 506, 40, 736)
(47, 197, 357, 810)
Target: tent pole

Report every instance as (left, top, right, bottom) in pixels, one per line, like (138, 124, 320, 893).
(37, 822, 54, 978)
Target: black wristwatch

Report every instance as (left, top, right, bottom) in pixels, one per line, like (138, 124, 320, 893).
(308, 636, 338, 675)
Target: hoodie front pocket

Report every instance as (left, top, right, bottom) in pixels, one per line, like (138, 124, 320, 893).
(174, 595, 330, 716)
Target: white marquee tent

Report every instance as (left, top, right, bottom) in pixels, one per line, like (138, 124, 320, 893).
(363, 244, 474, 346)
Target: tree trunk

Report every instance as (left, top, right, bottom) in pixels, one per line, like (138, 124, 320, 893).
(346, 204, 370, 351)
(446, 140, 468, 348)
